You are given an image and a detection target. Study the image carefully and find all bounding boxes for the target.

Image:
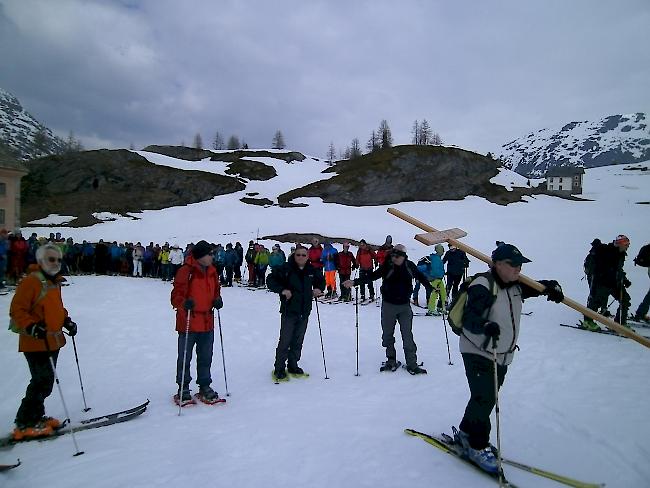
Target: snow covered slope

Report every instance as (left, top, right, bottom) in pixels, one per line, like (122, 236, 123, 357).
(2, 162, 650, 488)
(0, 88, 64, 159)
(498, 113, 650, 177)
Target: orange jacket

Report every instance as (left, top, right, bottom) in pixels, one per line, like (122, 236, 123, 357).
(10, 269, 68, 353)
(171, 257, 221, 333)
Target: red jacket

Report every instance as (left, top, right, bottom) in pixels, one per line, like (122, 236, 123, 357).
(171, 257, 221, 333)
(376, 249, 389, 266)
(337, 251, 357, 275)
(356, 248, 376, 270)
(308, 245, 323, 269)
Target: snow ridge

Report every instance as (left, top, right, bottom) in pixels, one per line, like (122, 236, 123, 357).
(498, 113, 650, 177)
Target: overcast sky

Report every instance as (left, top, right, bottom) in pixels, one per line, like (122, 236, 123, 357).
(1, 0, 649, 158)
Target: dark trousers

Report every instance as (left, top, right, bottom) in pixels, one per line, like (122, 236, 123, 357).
(340, 273, 351, 300)
(16, 351, 59, 426)
(256, 265, 268, 286)
(459, 353, 507, 450)
(381, 301, 417, 367)
(274, 313, 309, 371)
(234, 265, 241, 280)
(359, 269, 375, 299)
(176, 331, 214, 389)
(446, 273, 463, 302)
(636, 285, 650, 319)
(247, 263, 256, 285)
(586, 282, 631, 324)
(225, 265, 234, 286)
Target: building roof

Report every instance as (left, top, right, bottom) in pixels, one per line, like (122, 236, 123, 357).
(545, 166, 585, 177)
(0, 148, 28, 173)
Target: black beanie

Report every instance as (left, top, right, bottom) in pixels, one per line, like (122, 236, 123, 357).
(192, 240, 212, 259)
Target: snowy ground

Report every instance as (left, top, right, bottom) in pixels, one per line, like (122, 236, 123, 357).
(2, 161, 650, 487)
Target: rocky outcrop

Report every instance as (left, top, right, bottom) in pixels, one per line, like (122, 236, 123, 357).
(278, 145, 546, 206)
(22, 149, 244, 226)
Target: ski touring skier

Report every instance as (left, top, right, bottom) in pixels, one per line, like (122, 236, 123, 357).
(356, 239, 377, 302)
(343, 244, 432, 374)
(245, 241, 257, 286)
(320, 241, 339, 299)
(267, 245, 325, 381)
(412, 256, 434, 307)
(443, 243, 470, 302)
(308, 238, 324, 272)
(9, 243, 78, 440)
(453, 243, 564, 474)
(337, 242, 357, 302)
(582, 234, 631, 330)
(426, 244, 447, 316)
(170, 240, 224, 405)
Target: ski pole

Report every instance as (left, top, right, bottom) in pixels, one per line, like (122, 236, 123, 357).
(492, 341, 503, 487)
(178, 310, 191, 416)
(217, 309, 230, 396)
(355, 285, 360, 376)
(440, 309, 453, 366)
(314, 297, 329, 379)
(70, 334, 91, 412)
(45, 337, 84, 456)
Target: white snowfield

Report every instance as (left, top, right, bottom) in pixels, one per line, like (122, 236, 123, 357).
(3, 160, 650, 487)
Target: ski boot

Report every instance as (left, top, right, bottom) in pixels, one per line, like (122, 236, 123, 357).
(41, 416, 62, 430)
(174, 388, 196, 406)
(273, 367, 289, 382)
(197, 385, 225, 404)
(12, 421, 54, 442)
(406, 364, 427, 375)
(380, 359, 401, 372)
(579, 318, 601, 331)
(467, 445, 499, 473)
(288, 365, 309, 378)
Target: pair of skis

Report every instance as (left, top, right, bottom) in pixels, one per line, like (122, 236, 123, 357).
(405, 428, 603, 488)
(0, 400, 149, 449)
(561, 323, 650, 339)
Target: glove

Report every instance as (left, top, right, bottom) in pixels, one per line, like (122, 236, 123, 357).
(183, 298, 195, 311)
(63, 317, 77, 337)
(539, 280, 564, 303)
(212, 297, 223, 310)
(623, 278, 631, 289)
(484, 321, 500, 340)
(26, 322, 47, 339)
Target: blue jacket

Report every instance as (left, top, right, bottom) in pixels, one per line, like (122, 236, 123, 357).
(321, 244, 339, 272)
(224, 249, 238, 266)
(429, 253, 445, 279)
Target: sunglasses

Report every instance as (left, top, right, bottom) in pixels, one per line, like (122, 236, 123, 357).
(391, 251, 407, 258)
(294, 253, 308, 257)
(47, 257, 63, 263)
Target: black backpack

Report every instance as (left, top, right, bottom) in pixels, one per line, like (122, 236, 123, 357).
(634, 244, 650, 268)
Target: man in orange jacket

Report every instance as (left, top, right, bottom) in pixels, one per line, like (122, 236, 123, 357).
(171, 240, 224, 405)
(10, 243, 77, 440)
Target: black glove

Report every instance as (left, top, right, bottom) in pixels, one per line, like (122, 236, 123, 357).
(539, 280, 564, 303)
(63, 317, 77, 337)
(484, 321, 500, 339)
(212, 297, 223, 310)
(26, 322, 47, 339)
(623, 278, 631, 288)
(183, 298, 195, 311)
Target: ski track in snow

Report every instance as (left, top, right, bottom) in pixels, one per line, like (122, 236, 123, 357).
(1, 161, 649, 487)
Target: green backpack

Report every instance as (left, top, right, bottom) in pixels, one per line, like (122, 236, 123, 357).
(447, 272, 498, 336)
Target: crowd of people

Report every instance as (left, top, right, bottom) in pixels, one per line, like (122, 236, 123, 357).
(6, 227, 649, 477)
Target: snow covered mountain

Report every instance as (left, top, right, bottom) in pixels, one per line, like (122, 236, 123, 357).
(0, 87, 65, 160)
(498, 113, 650, 177)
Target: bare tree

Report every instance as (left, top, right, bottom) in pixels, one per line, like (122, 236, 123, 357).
(431, 132, 443, 145)
(193, 132, 203, 149)
(272, 130, 285, 149)
(212, 131, 224, 150)
(350, 138, 362, 159)
(378, 119, 392, 149)
(63, 130, 84, 153)
(326, 142, 337, 165)
(411, 120, 420, 145)
(419, 119, 433, 145)
(33, 127, 48, 157)
(227, 135, 241, 150)
(366, 130, 380, 153)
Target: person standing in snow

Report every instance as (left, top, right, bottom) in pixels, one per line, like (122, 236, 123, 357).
(169, 244, 185, 280)
(223, 243, 238, 287)
(320, 241, 339, 299)
(412, 256, 434, 307)
(267, 245, 325, 380)
(268, 244, 286, 272)
(375, 235, 393, 268)
(632, 243, 650, 323)
(308, 238, 324, 272)
(426, 244, 447, 316)
(234, 242, 244, 283)
(443, 243, 470, 302)
(582, 234, 631, 330)
(132, 241, 145, 277)
(356, 239, 377, 302)
(453, 243, 564, 473)
(9, 243, 78, 440)
(171, 240, 223, 404)
(254, 245, 270, 287)
(245, 241, 257, 286)
(343, 244, 432, 374)
(337, 242, 357, 302)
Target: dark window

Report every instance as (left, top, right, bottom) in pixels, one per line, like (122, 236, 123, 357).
(0, 208, 5, 225)
(0, 182, 6, 196)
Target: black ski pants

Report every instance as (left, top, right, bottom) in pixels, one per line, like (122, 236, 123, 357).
(176, 331, 214, 389)
(16, 350, 59, 426)
(586, 281, 630, 325)
(446, 273, 463, 302)
(340, 273, 351, 300)
(359, 269, 375, 299)
(274, 313, 309, 371)
(459, 353, 507, 450)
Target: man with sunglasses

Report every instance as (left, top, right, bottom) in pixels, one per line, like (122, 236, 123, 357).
(9, 243, 78, 440)
(267, 245, 325, 381)
(343, 244, 433, 375)
(453, 243, 564, 473)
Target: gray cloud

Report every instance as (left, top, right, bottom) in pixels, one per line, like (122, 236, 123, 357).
(1, 0, 649, 158)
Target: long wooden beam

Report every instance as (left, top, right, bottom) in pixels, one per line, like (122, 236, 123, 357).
(387, 207, 650, 349)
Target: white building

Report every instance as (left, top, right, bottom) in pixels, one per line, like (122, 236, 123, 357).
(545, 166, 585, 194)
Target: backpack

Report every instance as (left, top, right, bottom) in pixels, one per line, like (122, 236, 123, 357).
(634, 244, 650, 268)
(447, 272, 498, 336)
